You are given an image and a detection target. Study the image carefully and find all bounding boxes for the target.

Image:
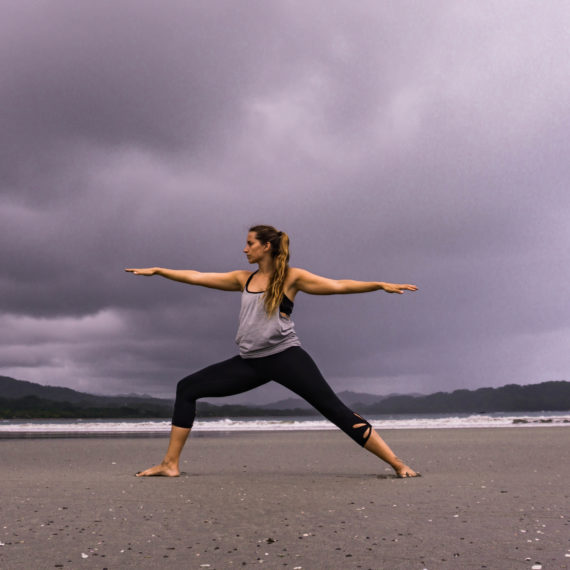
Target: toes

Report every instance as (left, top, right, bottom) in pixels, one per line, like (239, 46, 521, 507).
(397, 470, 421, 478)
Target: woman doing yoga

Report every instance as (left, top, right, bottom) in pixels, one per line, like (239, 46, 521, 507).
(126, 225, 420, 478)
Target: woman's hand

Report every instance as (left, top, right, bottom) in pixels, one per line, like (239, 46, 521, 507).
(380, 282, 418, 294)
(124, 267, 158, 276)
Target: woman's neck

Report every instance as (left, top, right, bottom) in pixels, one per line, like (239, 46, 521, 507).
(256, 257, 275, 275)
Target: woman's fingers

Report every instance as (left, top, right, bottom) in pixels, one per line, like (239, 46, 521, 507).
(125, 268, 154, 276)
(385, 283, 418, 294)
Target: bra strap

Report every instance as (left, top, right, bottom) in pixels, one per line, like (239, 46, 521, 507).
(244, 270, 258, 291)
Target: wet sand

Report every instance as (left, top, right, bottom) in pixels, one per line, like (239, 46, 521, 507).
(1, 428, 569, 569)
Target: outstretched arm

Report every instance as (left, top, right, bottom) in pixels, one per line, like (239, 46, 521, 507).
(125, 267, 249, 291)
(289, 268, 418, 296)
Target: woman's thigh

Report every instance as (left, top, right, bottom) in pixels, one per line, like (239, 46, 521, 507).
(177, 356, 268, 400)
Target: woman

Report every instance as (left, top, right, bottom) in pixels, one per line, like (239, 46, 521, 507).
(126, 225, 420, 478)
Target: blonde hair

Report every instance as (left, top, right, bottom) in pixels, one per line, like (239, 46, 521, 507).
(249, 225, 290, 316)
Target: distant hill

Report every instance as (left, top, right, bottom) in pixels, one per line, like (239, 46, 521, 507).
(0, 376, 172, 406)
(259, 390, 421, 410)
(1, 375, 568, 419)
(0, 375, 174, 419)
(359, 381, 570, 414)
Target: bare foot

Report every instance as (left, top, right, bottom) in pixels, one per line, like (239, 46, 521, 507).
(395, 464, 421, 478)
(135, 461, 180, 477)
(391, 457, 421, 478)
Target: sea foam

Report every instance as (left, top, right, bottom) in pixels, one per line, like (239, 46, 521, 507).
(1, 412, 569, 435)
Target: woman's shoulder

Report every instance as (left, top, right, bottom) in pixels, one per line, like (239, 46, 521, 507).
(286, 267, 311, 280)
(284, 267, 313, 290)
(233, 269, 255, 290)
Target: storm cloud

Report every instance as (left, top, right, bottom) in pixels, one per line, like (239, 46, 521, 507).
(1, 1, 569, 401)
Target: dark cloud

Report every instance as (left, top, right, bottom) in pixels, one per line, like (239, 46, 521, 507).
(1, 1, 569, 399)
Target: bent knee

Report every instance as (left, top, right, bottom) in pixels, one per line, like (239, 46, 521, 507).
(175, 377, 188, 396)
(176, 375, 198, 399)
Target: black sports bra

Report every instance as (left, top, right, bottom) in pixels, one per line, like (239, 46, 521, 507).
(244, 271, 294, 316)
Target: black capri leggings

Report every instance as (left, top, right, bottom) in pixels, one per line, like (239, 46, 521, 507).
(172, 346, 373, 447)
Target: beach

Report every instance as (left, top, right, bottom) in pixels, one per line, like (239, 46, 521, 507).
(1, 428, 569, 569)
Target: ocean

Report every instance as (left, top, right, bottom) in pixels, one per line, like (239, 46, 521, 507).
(1, 411, 569, 438)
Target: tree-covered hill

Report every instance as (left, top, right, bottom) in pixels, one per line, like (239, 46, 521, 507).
(361, 381, 570, 414)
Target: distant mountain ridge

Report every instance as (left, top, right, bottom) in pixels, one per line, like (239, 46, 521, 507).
(0, 376, 173, 406)
(359, 381, 570, 414)
(1, 375, 568, 419)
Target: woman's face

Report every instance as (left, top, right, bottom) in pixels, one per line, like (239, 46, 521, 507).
(243, 232, 269, 264)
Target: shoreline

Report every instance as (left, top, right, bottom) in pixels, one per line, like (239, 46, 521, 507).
(1, 410, 569, 439)
(1, 421, 570, 440)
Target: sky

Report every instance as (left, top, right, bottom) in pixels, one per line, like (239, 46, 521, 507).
(1, 1, 569, 404)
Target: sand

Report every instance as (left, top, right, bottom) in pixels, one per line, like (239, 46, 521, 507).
(1, 428, 569, 569)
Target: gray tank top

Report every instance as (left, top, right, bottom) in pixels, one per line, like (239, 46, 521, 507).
(235, 271, 301, 358)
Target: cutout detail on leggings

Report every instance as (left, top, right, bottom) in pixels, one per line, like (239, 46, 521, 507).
(352, 412, 372, 443)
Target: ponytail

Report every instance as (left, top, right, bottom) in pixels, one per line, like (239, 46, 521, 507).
(249, 225, 290, 316)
